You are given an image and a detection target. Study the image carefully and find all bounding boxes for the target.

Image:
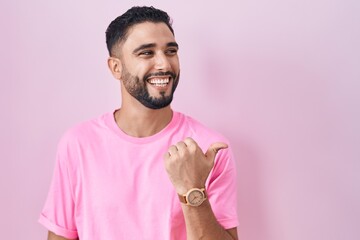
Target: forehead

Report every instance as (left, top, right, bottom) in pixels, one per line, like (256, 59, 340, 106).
(122, 22, 176, 51)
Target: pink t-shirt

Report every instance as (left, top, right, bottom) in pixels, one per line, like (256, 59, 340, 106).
(39, 111, 238, 239)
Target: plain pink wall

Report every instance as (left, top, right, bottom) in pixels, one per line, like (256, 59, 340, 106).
(1, 0, 359, 239)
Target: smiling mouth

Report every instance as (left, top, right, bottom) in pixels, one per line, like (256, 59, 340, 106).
(147, 77, 171, 87)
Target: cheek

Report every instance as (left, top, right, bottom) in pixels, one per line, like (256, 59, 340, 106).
(126, 57, 148, 73)
(170, 57, 180, 71)
(134, 62, 152, 78)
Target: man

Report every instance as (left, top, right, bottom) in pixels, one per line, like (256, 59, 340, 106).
(39, 6, 238, 240)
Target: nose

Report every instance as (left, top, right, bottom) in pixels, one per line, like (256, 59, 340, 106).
(154, 52, 171, 71)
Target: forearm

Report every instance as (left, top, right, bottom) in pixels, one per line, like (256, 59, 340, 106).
(48, 231, 78, 240)
(164, 138, 237, 239)
(181, 200, 237, 240)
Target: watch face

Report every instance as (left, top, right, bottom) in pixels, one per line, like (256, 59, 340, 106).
(187, 189, 205, 206)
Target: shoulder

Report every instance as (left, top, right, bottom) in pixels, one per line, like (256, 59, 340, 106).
(53, 112, 114, 168)
(58, 112, 112, 148)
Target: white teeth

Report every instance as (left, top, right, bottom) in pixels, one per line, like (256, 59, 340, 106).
(148, 78, 170, 85)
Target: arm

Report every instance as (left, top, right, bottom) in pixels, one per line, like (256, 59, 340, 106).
(40, 134, 79, 240)
(164, 137, 238, 240)
(48, 231, 78, 240)
(181, 200, 238, 239)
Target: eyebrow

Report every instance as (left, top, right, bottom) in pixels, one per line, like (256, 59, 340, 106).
(132, 42, 179, 54)
(167, 42, 179, 48)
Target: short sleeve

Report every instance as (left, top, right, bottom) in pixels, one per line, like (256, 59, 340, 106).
(206, 145, 239, 229)
(39, 134, 79, 239)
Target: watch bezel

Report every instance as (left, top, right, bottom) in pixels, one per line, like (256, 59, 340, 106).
(184, 188, 206, 207)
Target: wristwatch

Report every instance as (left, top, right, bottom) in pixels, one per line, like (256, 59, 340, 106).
(178, 188, 207, 207)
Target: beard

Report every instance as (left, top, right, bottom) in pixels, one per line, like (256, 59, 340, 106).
(121, 64, 179, 109)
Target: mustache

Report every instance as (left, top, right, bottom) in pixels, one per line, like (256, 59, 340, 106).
(144, 71, 177, 80)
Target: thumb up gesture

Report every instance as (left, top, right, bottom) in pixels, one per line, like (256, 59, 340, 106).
(164, 137, 228, 194)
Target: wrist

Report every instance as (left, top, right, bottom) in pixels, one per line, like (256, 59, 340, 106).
(178, 187, 207, 207)
(175, 180, 205, 195)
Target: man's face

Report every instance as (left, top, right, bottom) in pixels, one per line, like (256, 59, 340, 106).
(118, 22, 180, 109)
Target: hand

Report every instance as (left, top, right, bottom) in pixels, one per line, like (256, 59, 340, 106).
(164, 137, 228, 194)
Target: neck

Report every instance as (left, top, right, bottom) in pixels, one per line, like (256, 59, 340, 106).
(114, 104, 173, 138)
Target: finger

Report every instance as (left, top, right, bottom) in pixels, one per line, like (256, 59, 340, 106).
(176, 141, 187, 151)
(168, 145, 178, 156)
(205, 142, 228, 161)
(184, 137, 196, 144)
(164, 151, 171, 160)
(183, 137, 198, 149)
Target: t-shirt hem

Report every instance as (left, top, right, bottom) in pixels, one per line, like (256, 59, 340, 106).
(218, 218, 239, 230)
(38, 214, 78, 239)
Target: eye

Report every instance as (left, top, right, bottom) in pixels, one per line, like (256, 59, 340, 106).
(139, 50, 153, 56)
(166, 48, 178, 55)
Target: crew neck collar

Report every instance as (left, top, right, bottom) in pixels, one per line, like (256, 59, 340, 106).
(105, 109, 182, 144)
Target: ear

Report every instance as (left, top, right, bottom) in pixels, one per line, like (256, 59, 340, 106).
(107, 57, 122, 80)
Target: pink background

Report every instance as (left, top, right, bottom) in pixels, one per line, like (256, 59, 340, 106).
(1, 0, 359, 239)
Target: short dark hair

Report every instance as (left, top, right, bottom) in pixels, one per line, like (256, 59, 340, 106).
(105, 6, 174, 56)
